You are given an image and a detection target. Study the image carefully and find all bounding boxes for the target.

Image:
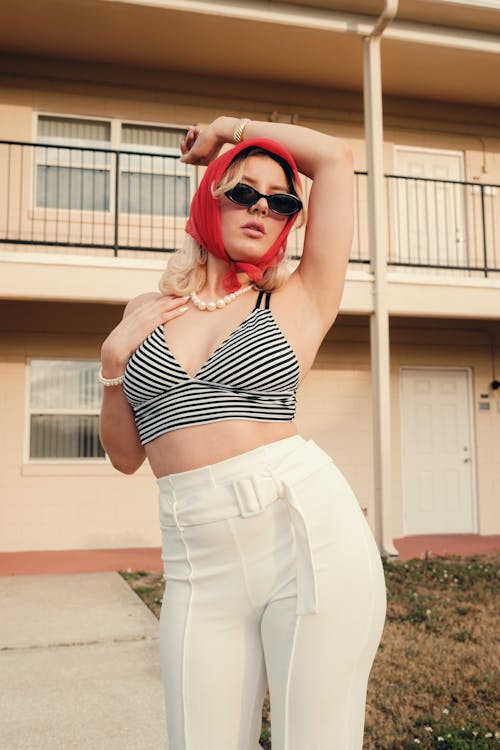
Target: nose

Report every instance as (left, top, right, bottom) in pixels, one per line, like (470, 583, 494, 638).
(250, 196, 269, 215)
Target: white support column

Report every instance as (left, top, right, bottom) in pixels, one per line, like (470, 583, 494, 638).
(363, 19, 399, 557)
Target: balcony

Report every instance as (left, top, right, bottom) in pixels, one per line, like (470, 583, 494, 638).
(1, 140, 499, 279)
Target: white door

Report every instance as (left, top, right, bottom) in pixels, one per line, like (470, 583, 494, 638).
(394, 148, 467, 270)
(400, 368, 476, 534)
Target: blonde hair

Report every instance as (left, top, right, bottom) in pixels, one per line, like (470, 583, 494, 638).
(159, 148, 306, 297)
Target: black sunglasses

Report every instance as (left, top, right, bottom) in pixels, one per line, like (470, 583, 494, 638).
(226, 183, 302, 216)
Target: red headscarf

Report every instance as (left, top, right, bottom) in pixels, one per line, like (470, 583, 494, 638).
(185, 137, 302, 293)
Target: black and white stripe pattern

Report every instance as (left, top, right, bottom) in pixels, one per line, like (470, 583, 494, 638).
(123, 293, 299, 445)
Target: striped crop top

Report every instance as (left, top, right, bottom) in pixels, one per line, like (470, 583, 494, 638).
(123, 291, 300, 445)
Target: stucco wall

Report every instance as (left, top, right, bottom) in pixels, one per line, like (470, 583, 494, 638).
(0, 69, 499, 551)
(1, 68, 500, 181)
(1, 303, 498, 552)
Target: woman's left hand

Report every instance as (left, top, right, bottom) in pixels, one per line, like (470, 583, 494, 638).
(179, 119, 227, 165)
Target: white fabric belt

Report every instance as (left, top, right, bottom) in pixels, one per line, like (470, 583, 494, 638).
(158, 439, 333, 615)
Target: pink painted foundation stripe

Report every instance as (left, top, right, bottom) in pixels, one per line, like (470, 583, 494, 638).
(394, 534, 500, 561)
(0, 536, 498, 575)
(0, 547, 163, 576)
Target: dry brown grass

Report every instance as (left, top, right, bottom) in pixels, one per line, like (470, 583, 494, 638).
(122, 553, 499, 749)
(364, 554, 499, 750)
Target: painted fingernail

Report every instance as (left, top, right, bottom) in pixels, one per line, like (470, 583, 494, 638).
(179, 306, 189, 313)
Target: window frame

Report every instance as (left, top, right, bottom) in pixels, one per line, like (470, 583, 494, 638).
(24, 356, 107, 464)
(33, 112, 113, 215)
(32, 112, 193, 219)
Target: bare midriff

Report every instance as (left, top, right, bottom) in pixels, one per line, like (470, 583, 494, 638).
(145, 420, 299, 477)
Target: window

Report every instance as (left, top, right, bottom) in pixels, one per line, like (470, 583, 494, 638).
(120, 123, 191, 216)
(35, 115, 191, 217)
(36, 116, 111, 211)
(28, 359, 104, 460)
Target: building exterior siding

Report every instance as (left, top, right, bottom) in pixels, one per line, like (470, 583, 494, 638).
(1, 0, 499, 555)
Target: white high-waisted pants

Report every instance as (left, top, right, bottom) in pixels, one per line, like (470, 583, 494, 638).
(157, 435, 386, 750)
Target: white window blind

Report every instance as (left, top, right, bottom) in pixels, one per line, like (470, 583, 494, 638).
(122, 123, 181, 150)
(38, 116, 110, 144)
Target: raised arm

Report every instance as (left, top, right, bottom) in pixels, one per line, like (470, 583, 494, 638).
(180, 116, 354, 329)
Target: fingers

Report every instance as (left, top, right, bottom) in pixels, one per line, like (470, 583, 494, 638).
(131, 294, 189, 326)
(180, 126, 199, 157)
(186, 127, 199, 148)
(158, 295, 190, 326)
(142, 294, 184, 319)
(165, 294, 190, 308)
(163, 303, 189, 322)
(104, 295, 191, 365)
(144, 294, 189, 311)
(179, 125, 217, 165)
(180, 149, 200, 164)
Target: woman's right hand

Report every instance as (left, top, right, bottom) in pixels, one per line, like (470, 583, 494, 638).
(100, 293, 189, 377)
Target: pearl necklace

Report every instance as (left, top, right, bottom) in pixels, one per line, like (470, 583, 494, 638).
(190, 284, 253, 311)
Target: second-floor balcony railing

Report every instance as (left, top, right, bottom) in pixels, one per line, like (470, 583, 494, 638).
(1, 140, 499, 277)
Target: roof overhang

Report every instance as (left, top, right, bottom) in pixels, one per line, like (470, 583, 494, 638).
(0, 0, 499, 107)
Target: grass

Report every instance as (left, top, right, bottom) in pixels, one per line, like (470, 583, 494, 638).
(121, 554, 499, 749)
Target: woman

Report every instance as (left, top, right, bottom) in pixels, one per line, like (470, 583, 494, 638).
(99, 116, 386, 750)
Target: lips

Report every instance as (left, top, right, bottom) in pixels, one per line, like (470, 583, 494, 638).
(241, 221, 265, 238)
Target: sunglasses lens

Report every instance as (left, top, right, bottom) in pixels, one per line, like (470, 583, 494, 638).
(268, 194, 302, 215)
(227, 183, 259, 205)
(227, 183, 302, 215)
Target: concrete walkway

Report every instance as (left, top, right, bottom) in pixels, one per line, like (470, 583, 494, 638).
(1, 542, 498, 749)
(0, 572, 167, 750)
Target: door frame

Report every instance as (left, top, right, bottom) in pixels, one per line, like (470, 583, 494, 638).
(399, 365, 478, 536)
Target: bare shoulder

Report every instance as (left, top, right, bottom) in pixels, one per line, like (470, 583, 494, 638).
(123, 292, 162, 318)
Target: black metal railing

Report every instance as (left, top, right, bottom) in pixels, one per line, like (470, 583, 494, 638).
(1, 141, 499, 275)
(385, 173, 499, 277)
(0, 140, 192, 256)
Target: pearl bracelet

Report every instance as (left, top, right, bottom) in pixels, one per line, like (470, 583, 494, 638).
(232, 118, 250, 144)
(98, 366, 125, 387)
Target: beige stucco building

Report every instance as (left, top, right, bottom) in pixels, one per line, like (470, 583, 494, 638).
(1, 0, 499, 559)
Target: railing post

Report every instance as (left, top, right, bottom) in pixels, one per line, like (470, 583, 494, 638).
(114, 150, 120, 257)
(480, 184, 489, 278)
(364, 31, 399, 558)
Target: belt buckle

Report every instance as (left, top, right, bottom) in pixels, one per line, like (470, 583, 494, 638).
(233, 476, 265, 518)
